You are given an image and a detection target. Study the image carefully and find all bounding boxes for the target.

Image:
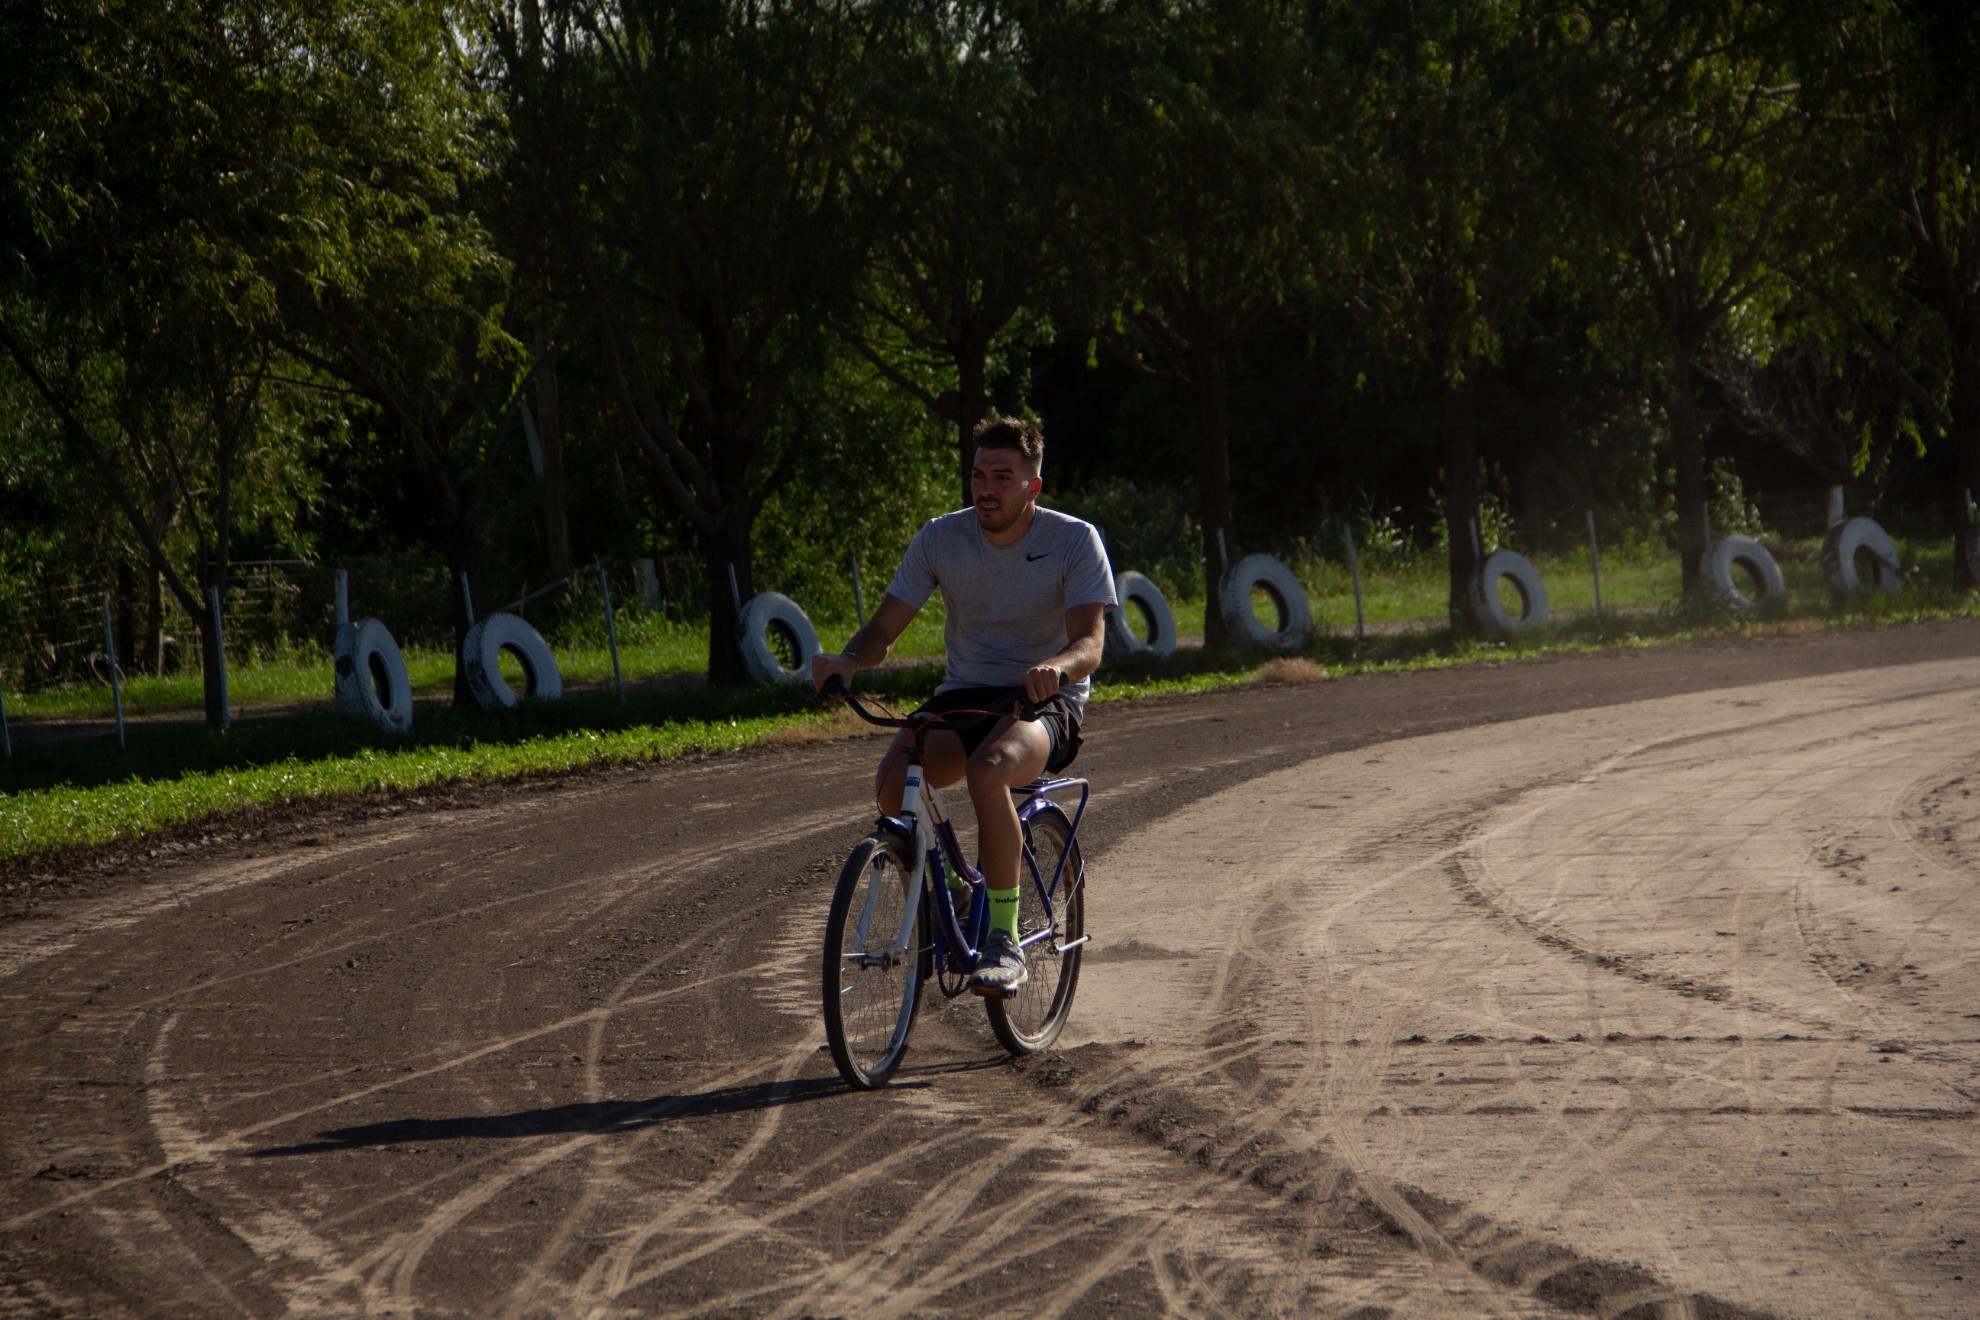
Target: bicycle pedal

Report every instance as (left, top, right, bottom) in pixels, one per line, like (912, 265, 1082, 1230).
(970, 983, 1017, 999)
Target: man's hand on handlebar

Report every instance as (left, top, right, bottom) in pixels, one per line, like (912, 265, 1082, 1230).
(811, 649, 859, 694)
(1021, 664, 1064, 704)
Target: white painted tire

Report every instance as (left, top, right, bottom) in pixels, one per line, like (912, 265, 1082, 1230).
(1702, 535, 1786, 611)
(1218, 554, 1310, 651)
(1821, 516, 1901, 595)
(463, 613, 562, 710)
(1470, 550, 1549, 636)
(1106, 571, 1177, 659)
(333, 618, 413, 733)
(737, 592, 820, 685)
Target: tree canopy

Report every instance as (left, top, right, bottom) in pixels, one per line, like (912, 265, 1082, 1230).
(6, 0, 1974, 694)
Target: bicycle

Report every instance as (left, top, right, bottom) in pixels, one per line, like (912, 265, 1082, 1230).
(818, 678, 1092, 1090)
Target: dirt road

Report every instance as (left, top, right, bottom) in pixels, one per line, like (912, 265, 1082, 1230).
(3, 622, 1977, 1318)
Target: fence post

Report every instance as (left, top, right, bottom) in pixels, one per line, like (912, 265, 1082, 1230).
(1, 675, 11, 759)
(460, 573, 476, 627)
(850, 554, 866, 627)
(102, 595, 126, 750)
(208, 585, 230, 732)
(1344, 526, 1365, 648)
(1586, 511, 1604, 620)
(635, 558, 661, 612)
(727, 563, 742, 618)
(334, 569, 350, 627)
(599, 567, 625, 706)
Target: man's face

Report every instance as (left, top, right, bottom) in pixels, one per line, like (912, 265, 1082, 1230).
(970, 446, 1040, 534)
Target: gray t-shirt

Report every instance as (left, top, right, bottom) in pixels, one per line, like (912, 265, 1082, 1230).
(887, 506, 1116, 716)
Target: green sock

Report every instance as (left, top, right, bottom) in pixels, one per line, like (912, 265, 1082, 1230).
(988, 887, 1020, 938)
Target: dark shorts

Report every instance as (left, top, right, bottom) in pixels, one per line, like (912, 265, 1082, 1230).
(912, 686, 1084, 774)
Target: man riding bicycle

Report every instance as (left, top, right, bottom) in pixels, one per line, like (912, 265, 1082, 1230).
(810, 417, 1116, 995)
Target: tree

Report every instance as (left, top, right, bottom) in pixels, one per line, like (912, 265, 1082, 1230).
(0, 0, 352, 725)
(1791, 1, 1980, 585)
(1582, 1, 1812, 591)
(236, 0, 545, 710)
(835, 0, 1066, 505)
(1346, 0, 1573, 629)
(1053, 0, 1333, 648)
(567, 0, 885, 684)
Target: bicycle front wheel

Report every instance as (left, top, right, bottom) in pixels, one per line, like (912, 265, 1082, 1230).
(988, 805, 1085, 1056)
(823, 831, 926, 1089)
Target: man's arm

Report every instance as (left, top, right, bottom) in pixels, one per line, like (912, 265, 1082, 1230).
(1021, 602, 1108, 702)
(810, 592, 919, 690)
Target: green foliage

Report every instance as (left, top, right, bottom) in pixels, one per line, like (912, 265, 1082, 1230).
(1046, 478, 1201, 600)
(3, 0, 1974, 699)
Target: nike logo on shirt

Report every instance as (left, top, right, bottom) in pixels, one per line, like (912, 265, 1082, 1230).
(1026, 552, 1050, 561)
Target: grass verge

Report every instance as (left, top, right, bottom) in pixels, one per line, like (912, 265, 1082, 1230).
(4, 539, 1976, 872)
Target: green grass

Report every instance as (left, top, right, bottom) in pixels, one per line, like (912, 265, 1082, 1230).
(2, 601, 952, 721)
(4, 534, 1975, 868)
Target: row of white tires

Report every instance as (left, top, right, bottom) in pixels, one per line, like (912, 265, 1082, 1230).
(1112, 516, 1907, 653)
(340, 518, 1915, 729)
(334, 612, 563, 733)
(1700, 517, 1904, 612)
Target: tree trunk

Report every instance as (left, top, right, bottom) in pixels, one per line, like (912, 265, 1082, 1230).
(1666, 352, 1711, 592)
(952, 347, 988, 509)
(1952, 327, 1980, 589)
(536, 311, 571, 581)
(1188, 346, 1235, 650)
(114, 560, 136, 673)
(441, 525, 486, 712)
(1438, 376, 1483, 632)
(703, 506, 754, 687)
(197, 573, 227, 729)
(144, 566, 164, 675)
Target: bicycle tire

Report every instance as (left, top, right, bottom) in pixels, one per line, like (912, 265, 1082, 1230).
(987, 805, 1085, 1056)
(822, 832, 926, 1089)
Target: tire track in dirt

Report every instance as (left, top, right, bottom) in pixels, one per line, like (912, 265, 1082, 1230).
(1070, 656, 1980, 1317)
(11, 627, 1980, 1317)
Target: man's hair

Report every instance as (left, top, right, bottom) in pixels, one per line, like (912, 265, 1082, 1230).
(971, 416, 1044, 474)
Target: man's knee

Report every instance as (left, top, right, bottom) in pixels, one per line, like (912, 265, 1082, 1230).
(966, 735, 1045, 799)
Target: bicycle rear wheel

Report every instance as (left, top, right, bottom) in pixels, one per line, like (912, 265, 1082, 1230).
(988, 805, 1085, 1056)
(823, 831, 926, 1088)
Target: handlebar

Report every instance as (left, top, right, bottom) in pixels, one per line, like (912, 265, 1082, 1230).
(818, 673, 1062, 733)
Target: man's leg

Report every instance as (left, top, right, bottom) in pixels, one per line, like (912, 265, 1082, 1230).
(964, 719, 1051, 992)
(874, 727, 967, 814)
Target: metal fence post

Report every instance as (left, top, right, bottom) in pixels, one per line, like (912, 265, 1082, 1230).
(334, 568, 350, 627)
(1344, 525, 1365, 647)
(102, 595, 126, 750)
(850, 554, 866, 627)
(460, 573, 476, 627)
(1586, 511, 1604, 620)
(635, 558, 661, 612)
(209, 585, 230, 732)
(599, 567, 625, 706)
(727, 563, 742, 618)
(1, 677, 11, 759)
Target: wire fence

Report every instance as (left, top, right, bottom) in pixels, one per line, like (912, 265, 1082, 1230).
(0, 552, 709, 699)
(2, 487, 1967, 729)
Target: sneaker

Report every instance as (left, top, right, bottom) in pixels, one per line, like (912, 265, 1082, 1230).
(969, 929, 1029, 996)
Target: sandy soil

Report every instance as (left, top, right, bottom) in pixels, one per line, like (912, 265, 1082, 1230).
(2, 620, 1977, 1318)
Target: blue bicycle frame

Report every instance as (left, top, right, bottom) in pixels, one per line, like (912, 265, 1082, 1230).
(878, 767, 1091, 979)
